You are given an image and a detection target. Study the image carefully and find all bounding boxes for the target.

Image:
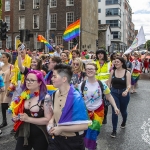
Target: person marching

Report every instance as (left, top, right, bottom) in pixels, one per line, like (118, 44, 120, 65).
(108, 57, 131, 138)
(0, 75, 5, 136)
(95, 49, 111, 124)
(79, 63, 119, 150)
(0, 53, 13, 128)
(47, 64, 90, 150)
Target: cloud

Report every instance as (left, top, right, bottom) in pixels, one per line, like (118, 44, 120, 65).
(129, 0, 150, 40)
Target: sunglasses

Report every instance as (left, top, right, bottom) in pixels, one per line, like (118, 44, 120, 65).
(73, 63, 79, 66)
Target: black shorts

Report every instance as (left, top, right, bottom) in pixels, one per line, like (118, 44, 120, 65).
(47, 135, 85, 150)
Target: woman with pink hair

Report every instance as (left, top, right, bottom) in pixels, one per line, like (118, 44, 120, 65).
(9, 70, 52, 150)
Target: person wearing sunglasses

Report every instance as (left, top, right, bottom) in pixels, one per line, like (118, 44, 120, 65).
(70, 58, 87, 88)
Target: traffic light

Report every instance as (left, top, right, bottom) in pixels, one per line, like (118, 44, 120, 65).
(0, 21, 8, 40)
(73, 38, 78, 46)
(96, 40, 98, 47)
(19, 30, 24, 42)
(25, 29, 30, 41)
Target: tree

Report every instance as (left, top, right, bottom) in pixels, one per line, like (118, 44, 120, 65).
(144, 40, 150, 51)
(0, 0, 2, 19)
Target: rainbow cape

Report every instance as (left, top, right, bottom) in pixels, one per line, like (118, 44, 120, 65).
(46, 85, 57, 95)
(58, 85, 91, 125)
(37, 35, 53, 51)
(63, 19, 80, 42)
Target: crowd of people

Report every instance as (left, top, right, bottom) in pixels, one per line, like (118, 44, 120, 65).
(0, 43, 149, 150)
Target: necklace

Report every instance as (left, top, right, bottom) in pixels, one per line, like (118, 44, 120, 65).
(58, 88, 70, 97)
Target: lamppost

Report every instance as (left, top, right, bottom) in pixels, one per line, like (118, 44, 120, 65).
(46, 0, 50, 53)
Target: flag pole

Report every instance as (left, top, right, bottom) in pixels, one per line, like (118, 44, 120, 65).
(79, 18, 81, 51)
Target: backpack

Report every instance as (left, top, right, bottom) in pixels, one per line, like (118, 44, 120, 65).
(81, 80, 110, 106)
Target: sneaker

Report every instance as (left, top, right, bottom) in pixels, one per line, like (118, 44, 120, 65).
(110, 131, 116, 138)
(0, 130, 2, 137)
(120, 122, 126, 129)
(10, 129, 16, 134)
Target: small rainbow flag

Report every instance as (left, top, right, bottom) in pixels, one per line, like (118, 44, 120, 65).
(37, 35, 53, 51)
(63, 19, 80, 42)
(46, 85, 57, 95)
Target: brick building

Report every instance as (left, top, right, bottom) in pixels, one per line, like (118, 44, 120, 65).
(1, 0, 98, 51)
(1, 0, 14, 50)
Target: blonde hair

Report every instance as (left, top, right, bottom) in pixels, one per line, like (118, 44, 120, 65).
(86, 63, 98, 71)
(72, 58, 84, 73)
(134, 51, 141, 58)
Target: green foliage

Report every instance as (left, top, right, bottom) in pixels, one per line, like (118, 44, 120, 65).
(144, 40, 150, 51)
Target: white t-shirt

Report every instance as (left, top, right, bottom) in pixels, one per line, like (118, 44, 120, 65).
(79, 81, 110, 111)
(0, 61, 4, 68)
(53, 51, 62, 57)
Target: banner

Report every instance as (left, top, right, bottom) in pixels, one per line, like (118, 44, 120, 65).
(124, 26, 146, 54)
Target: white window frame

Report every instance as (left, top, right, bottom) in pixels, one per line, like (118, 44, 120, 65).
(5, 16, 10, 30)
(19, 0, 25, 10)
(5, 0, 10, 11)
(50, 13, 57, 29)
(68, 40, 73, 50)
(66, 12, 74, 27)
(56, 36, 63, 45)
(19, 16, 25, 29)
(66, 0, 74, 6)
(33, 0, 40, 9)
(6, 35, 12, 49)
(33, 14, 39, 29)
(50, 0, 57, 8)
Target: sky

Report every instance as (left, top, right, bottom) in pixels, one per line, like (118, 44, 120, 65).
(129, 0, 150, 41)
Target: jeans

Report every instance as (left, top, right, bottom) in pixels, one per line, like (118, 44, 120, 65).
(111, 87, 130, 132)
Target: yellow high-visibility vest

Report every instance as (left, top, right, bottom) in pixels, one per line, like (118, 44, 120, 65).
(95, 60, 111, 81)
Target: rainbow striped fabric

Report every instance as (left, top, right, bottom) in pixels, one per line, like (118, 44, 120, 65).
(84, 104, 104, 149)
(37, 35, 53, 50)
(63, 19, 80, 41)
(58, 85, 91, 125)
(46, 85, 57, 95)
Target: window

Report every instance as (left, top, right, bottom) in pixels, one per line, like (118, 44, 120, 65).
(98, 20, 101, 25)
(6, 35, 12, 49)
(98, 9, 101, 13)
(5, 0, 10, 11)
(112, 31, 121, 39)
(56, 36, 63, 45)
(19, 16, 25, 29)
(50, 0, 57, 7)
(33, 0, 40, 9)
(50, 13, 57, 29)
(106, 8, 121, 16)
(66, 12, 74, 27)
(33, 14, 39, 29)
(68, 39, 73, 50)
(106, 0, 121, 5)
(5, 16, 10, 30)
(19, 0, 25, 10)
(106, 20, 121, 28)
(66, 0, 74, 6)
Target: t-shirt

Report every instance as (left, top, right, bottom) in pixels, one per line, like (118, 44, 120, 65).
(0, 62, 4, 68)
(79, 81, 110, 111)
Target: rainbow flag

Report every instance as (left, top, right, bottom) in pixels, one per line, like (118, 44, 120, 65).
(46, 85, 57, 95)
(63, 19, 80, 42)
(84, 104, 104, 149)
(37, 35, 53, 51)
(58, 85, 91, 125)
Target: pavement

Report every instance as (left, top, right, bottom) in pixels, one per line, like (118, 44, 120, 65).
(0, 79, 150, 150)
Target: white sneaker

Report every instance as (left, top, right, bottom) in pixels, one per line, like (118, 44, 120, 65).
(0, 129, 3, 137)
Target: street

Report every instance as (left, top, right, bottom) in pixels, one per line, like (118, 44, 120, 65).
(0, 79, 150, 150)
